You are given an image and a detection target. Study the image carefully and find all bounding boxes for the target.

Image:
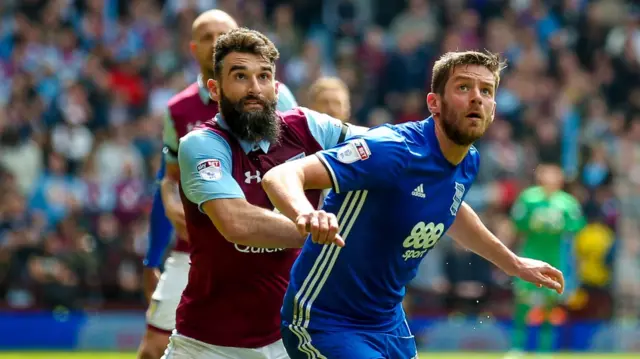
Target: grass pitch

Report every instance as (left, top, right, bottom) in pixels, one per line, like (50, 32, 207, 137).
(0, 352, 637, 359)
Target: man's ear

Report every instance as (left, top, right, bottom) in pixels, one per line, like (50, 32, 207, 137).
(275, 81, 280, 95)
(426, 92, 441, 116)
(208, 78, 220, 102)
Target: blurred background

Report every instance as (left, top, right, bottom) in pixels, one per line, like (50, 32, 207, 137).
(0, 0, 638, 355)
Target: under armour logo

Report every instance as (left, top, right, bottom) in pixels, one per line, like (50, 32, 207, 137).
(245, 171, 262, 184)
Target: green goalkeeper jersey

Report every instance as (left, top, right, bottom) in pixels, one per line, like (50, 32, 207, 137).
(510, 186, 586, 266)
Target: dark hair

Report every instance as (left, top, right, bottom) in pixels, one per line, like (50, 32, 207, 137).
(431, 51, 507, 96)
(213, 28, 279, 80)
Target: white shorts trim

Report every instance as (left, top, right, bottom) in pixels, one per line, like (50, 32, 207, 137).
(146, 251, 190, 331)
(162, 331, 290, 359)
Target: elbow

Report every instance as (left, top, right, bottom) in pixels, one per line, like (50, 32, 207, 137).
(219, 221, 250, 245)
(261, 167, 282, 194)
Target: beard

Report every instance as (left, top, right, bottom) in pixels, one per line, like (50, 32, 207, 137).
(440, 99, 488, 146)
(218, 89, 281, 144)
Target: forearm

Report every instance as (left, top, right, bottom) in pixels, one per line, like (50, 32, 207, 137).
(143, 188, 173, 267)
(447, 202, 520, 276)
(262, 164, 317, 221)
(226, 204, 306, 248)
(160, 176, 181, 209)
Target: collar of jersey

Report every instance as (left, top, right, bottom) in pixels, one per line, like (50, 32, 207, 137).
(214, 114, 271, 154)
(197, 74, 211, 105)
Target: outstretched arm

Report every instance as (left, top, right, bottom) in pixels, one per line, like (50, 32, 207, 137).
(447, 202, 565, 294)
(263, 127, 409, 246)
(261, 155, 344, 247)
(179, 130, 317, 249)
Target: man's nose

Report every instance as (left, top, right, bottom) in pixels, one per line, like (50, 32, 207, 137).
(247, 76, 261, 95)
(470, 87, 483, 105)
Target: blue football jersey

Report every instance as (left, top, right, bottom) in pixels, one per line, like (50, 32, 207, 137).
(282, 118, 481, 332)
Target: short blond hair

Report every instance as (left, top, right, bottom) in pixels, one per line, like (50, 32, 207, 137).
(308, 77, 350, 103)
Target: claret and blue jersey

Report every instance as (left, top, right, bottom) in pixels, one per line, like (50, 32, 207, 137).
(282, 118, 481, 333)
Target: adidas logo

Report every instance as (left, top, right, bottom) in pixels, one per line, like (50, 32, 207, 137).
(411, 184, 426, 198)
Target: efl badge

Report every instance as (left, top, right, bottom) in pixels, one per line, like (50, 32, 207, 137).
(337, 139, 371, 163)
(197, 159, 222, 181)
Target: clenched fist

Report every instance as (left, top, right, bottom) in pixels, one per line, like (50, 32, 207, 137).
(296, 210, 345, 247)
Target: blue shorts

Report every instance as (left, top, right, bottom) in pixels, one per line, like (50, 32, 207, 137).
(281, 321, 418, 359)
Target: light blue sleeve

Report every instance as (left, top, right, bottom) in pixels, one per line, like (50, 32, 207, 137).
(300, 107, 370, 150)
(163, 111, 179, 163)
(276, 82, 298, 111)
(316, 126, 410, 193)
(178, 130, 245, 211)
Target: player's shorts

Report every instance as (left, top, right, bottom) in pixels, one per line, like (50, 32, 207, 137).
(147, 251, 190, 333)
(281, 321, 418, 359)
(162, 331, 289, 359)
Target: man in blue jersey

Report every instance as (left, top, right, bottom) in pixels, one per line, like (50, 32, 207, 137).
(262, 51, 565, 359)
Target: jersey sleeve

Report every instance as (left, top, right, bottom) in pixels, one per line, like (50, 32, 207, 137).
(178, 130, 245, 211)
(510, 194, 530, 233)
(301, 107, 369, 150)
(316, 126, 409, 193)
(162, 111, 179, 163)
(276, 82, 298, 111)
(564, 196, 586, 233)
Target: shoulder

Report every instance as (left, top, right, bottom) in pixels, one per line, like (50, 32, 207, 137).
(179, 128, 231, 155)
(557, 191, 581, 207)
(364, 124, 406, 142)
(519, 186, 545, 202)
(279, 107, 308, 124)
(353, 124, 409, 157)
(167, 83, 201, 111)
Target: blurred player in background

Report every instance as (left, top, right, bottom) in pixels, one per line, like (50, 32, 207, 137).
(262, 51, 566, 359)
(163, 28, 362, 358)
(307, 77, 356, 205)
(138, 11, 298, 359)
(508, 163, 586, 357)
(307, 77, 351, 123)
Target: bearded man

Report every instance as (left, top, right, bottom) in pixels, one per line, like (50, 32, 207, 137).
(163, 28, 364, 359)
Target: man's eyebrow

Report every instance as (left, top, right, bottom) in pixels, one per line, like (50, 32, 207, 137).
(452, 75, 495, 88)
(228, 65, 247, 74)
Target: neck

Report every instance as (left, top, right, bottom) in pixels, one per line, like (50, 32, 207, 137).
(542, 186, 560, 196)
(433, 120, 471, 166)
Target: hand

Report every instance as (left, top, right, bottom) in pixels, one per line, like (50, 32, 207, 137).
(166, 203, 189, 240)
(142, 267, 161, 303)
(296, 210, 344, 247)
(513, 257, 565, 294)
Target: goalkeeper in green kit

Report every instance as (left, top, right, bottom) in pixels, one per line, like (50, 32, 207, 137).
(508, 163, 586, 356)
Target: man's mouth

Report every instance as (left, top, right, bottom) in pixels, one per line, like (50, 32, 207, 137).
(465, 112, 482, 119)
(243, 99, 264, 108)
